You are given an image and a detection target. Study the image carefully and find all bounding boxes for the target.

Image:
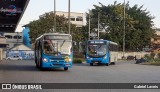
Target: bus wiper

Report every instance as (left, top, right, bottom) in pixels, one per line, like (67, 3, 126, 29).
(60, 40, 66, 47)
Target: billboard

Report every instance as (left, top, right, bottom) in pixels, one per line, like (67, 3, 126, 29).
(0, 0, 30, 33)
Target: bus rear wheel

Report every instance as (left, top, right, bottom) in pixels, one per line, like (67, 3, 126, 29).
(111, 62, 115, 65)
(106, 63, 109, 66)
(64, 67, 68, 71)
(36, 63, 39, 68)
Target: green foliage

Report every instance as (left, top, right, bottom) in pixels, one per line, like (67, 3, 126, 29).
(157, 53, 160, 59)
(150, 52, 155, 59)
(73, 58, 85, 63)
(28, 12, 86, 43)
(144, 54, 154, 61)
(147, 61, 160, 66)
(85, 1, 154, 51)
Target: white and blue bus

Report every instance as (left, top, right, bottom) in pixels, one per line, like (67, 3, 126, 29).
(85, 40, 118, 66)
(34, 33, 73, 70)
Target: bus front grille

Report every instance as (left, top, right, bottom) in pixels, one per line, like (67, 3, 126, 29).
(50, 58, 65, 60)
(50, 60, 64, 63)
(53, 64, 63, 66)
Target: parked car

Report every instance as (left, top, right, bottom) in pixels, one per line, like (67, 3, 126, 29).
(135, 58, 148, 64)
(6, 56, 23, 60)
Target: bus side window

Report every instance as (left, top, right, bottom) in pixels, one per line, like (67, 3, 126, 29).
(109, 44, 112, 51)
(108, 44, 111, 52)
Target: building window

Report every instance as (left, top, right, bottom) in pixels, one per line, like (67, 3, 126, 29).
(70, 16, 75, 21)
(13, 35, 22, 39)
(76, 16, 83, 21)
(5, 35, 12, 39)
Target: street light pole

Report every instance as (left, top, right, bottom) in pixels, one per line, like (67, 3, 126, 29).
(68, 0, 71, 34)
(123, 0, 126, 58)
(98, 12, 100, 40)
(54, 0, 56, 32)
(88, 10, 91, 40)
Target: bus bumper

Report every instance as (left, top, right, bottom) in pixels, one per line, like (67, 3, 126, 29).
(86, 58, 109, 64)
(42, 62, 72, 68)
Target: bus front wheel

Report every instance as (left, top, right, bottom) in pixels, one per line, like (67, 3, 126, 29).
(64, 67, 68, 71)
(90, 63, 93, 66)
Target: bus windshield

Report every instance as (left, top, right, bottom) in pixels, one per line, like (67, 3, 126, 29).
(87, 44, 107, 57)
(43, 40, 72, 56)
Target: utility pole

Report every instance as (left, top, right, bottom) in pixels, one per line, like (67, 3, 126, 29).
(98, 12, 100, 40)
(54, 0, 56, 32)
(123, 0, 126, 58)
(68, 0, 71, 34)
(88, 10, 91, 40)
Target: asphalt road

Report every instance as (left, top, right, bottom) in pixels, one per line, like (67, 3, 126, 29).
(0, 60, 160, 92)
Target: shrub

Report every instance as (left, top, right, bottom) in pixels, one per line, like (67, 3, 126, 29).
(148, 61, 160, 66)
(150, 52, 155, 59)
(144, 54, 151, 59)
(157, 53, 160, 59)
(73, 52, 85, 58)
(144, 54, 154, 62)
(73, 58, 85, 63)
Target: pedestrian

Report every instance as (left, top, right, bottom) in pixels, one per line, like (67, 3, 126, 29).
(135, 55, 137, 60)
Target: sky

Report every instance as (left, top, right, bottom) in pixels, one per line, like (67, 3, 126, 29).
(17, 0, 160, 32)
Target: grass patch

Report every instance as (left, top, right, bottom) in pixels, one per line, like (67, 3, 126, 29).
(73, 58, 85, 63)
(142, 61, 160, 66)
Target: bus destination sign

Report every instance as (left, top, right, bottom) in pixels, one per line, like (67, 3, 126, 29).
(88, 41, 106, 44)
(44, 35, 71, 40)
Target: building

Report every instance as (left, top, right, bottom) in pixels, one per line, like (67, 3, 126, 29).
(40, 11, 86, 27)
(3, 32, 23, 49)
(0, 36, 8, 60)
(3, 32, 34, 60)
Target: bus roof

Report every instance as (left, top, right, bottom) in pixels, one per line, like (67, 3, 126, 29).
(35, 33, 71, 41)
(108, 41, 118, 45)
(43, 33, 71, 36)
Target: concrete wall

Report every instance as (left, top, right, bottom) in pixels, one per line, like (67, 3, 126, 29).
(0, 48, 2, 60)
(0, 37, 7, 44)
(118, 52, 151, 59)
(0, 48, 6, 60)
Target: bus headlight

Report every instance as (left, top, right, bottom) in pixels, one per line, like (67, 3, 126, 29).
(87, 56, 92, 60)
(68, 58, 72, 62)
(65, 58, 72, 62)
(43, 58, 48, 62)
(65, 56, 72, 62)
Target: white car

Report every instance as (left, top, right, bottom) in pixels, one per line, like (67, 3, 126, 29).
(6, 56, 23, 60)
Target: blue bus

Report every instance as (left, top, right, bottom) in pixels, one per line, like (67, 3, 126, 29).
(34, 33, 73, 70)
(85, 40, 118, 66)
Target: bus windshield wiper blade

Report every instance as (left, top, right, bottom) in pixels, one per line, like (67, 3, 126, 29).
(60, 40, 66, 47)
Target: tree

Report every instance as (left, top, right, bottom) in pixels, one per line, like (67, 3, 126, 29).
(85, 1, 155, 51)
(28, 12, 85, 43)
